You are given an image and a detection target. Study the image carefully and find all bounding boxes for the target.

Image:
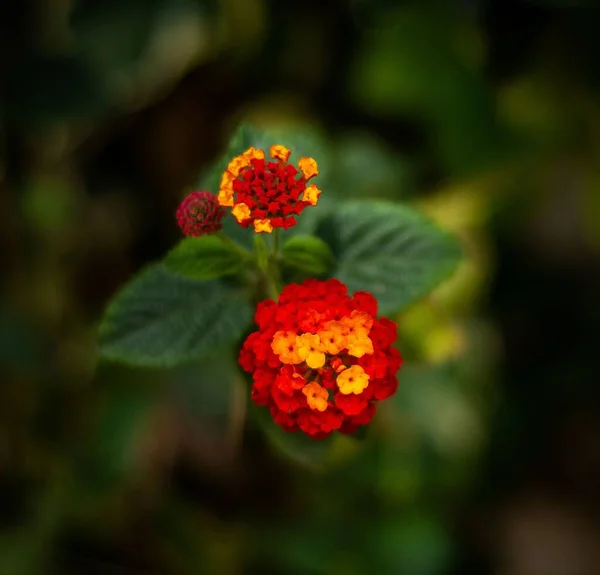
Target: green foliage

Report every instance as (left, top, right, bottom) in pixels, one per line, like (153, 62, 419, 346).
(316, 201, 462, 315)
(170, 346, 242, 435)
(281, 235, 334, 276)
(350, 4, 510, 177)
(5, 54, 107, 128)
(249, 402, 331, 470)
(98, 264, 252, 367)
(164, 235, 247, 280)
(82, 374, 159, 486)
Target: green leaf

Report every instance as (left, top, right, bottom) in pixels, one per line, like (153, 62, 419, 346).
(98, 264, 252, 367)
(350, 5, 510, 178)
(316, 201, 462, 315)
(163, 236, 247, 280)
(281, 235, 334, 276)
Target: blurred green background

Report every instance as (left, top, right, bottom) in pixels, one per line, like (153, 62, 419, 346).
(3, 0, 600, 573)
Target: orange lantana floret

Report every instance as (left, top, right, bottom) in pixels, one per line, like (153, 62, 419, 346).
(271, 331, 302, 364)
(254, 219, 273, 233)
(302, 184, 321, 206)
(303, 382, 329, 412)
(298, 157, 319, 180)
(318, 322, 347, 355)
(270, 144, 291, 162)
(231, 202, 251, 223)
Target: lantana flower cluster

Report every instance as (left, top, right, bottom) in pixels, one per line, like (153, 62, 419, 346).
(239, 279, 402, 439)
(217, 144, 321, 233)
(176, 190, 225, 237)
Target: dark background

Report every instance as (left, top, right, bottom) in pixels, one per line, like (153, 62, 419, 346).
(2, 0, 600, 573)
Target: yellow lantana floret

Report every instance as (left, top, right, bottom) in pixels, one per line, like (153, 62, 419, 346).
(336, 365, 370, 395)
(318, 321, 348, 355)
(296, 333, 326, 369)
(302, 184, 321, 206)
(303, 382, 329, 412)
(270, 144, 291, 162)
(272, 331, 303, 364)
(218, 189, 234, 207)
(298, 157, 319, 180)
(254, 218, 273, 233)
(232, 202, 251, 222)
(346, 332, 374, 358)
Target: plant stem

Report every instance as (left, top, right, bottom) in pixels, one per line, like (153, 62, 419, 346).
(273, 228, 280, 255)
(254, 235, 269, 271)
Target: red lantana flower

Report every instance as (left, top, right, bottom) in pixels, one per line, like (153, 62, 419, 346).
(239, 279, 403, 439)
(218, 145, 321, 233)
(176, 191, 225, 237)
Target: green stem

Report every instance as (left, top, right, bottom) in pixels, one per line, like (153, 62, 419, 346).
(273, 228, 280, 255)
(254, 233, 284, 300)
(264, 273, 280, 300)
(254, 235, 269, 271)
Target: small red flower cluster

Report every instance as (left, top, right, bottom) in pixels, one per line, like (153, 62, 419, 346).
(239, 279, 402, 439)
(176, 190, 225, 237)
(218, 145, 321, 233)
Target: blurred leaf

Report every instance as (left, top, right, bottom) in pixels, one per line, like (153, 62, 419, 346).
(373, 514, 454, 575)
(87, 379, 158, 484)
(316, 201, 462, 314)
(249, 402, 331, 470)
(164, 236, 247, 280)
(350, 5, 509, 177)
(170, 346, 242, 436)
(330, 132, 415, 200)
(98, 264, 252, 367)
(0, 308, 46, 374)
(281, 235, 334, 276)
(69, 0, 219, 108)
(5, 54, 106, 127)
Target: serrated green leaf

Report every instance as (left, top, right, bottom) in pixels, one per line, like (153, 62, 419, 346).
(281, 235, 334, 276)
(163, 236, 247, 280)
(98, 264, 252, 367)
(316, 201, 462, 315)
